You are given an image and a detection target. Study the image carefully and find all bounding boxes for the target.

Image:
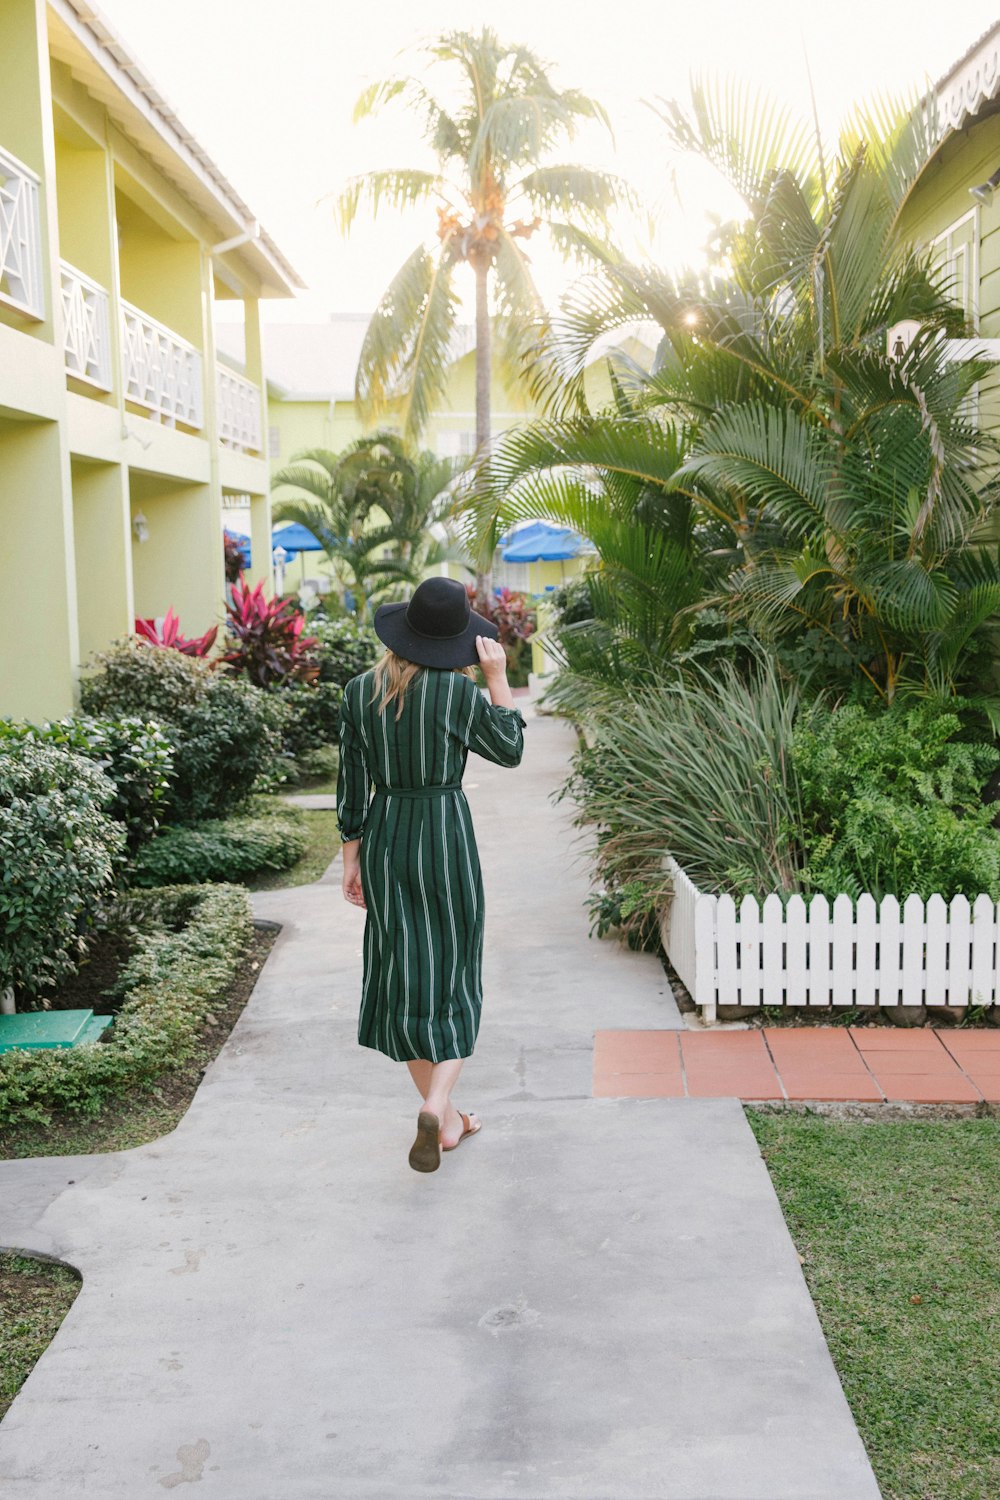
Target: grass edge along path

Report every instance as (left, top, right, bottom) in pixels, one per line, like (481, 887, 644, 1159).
(0, 1253, 80, 1423)
(747, 1108, 1000, 1500)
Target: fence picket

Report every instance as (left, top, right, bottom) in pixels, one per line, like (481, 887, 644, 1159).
(785, 895, 808, 1005)
(739, 894, 762, 1009)
(878, 895, 901, 1006)
(856, 894, 877, 1006)
(946, 895, 971, 1007)
(832, 895, 855, 1006)
(924, 893, 947, 1005)
(716, 895, 738, 1006)
(901, 894, 925, 1004)
(694, 894, 718, 1019)
(761, 893, 785, 1004)
(970, 894, 995, 1006)
(807, 895, 831, 1005)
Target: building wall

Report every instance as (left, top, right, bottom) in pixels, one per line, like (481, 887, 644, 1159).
(0, 0, 284, 719)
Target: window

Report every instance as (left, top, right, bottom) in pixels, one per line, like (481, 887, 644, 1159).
(437, 429, 477, 458)
(268, 424, 281, 459)
(931, 209, 979, 329)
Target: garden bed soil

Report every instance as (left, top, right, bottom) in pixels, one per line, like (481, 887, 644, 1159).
(0, 925, 277, 1160)
(0, 1253, 80, 1423)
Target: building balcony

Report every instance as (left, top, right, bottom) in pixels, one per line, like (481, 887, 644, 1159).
(0, 144, 44, 320)
(216, 362, 263, 454)
(60, 260, 112, 391)
(121, 297, 203, 429)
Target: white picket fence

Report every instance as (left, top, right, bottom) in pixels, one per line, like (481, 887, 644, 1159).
(660, 857, 1000, 1023)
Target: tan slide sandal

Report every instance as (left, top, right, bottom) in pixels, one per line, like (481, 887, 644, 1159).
(408, 1110, 442, 1173)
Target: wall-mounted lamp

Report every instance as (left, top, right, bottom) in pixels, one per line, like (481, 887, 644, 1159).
(970, 166, 1000, 202)
(132, 510, 150, 544)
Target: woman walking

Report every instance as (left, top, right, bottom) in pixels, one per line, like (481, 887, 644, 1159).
(336, 576, 526, 1173)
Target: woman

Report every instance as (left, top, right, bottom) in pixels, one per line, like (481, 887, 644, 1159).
(336, 576, 526, 1174)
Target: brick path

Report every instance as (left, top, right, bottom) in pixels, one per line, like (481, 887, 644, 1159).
(594, 1026, 1000, 1103)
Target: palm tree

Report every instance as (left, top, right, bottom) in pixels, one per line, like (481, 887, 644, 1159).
(337, 28, 630, 452)
(465, 82, 1000, 705)
(271, 448, 415, 618)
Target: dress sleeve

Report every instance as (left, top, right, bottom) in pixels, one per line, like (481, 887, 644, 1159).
(459, 681, 527, 768)
(336, 684, 370, 841)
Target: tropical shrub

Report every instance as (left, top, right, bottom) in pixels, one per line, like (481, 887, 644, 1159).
(132, 805, 308, 886)
(568, 658, 803, 902)
(311, 613, 382, 688)
(0, 883, 253, 1127)
(134, 608, 218, 656)
(0, 742, 126, 1004)
(81, 643, 288, 822)
(0, 715, 174, 852)
(219, 579, 318, 688)
(793, 701, 1000, 901)
(223, 532, 245, 585)
(467, 584, 536, 684)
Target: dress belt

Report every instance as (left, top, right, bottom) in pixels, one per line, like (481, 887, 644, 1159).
(370, 782, 463, 799)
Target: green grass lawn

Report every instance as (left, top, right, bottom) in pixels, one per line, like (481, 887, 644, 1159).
(247, 808, 340, 890)
(1, 1253, 80, 1422)
(747, 1110, 1000, 1500)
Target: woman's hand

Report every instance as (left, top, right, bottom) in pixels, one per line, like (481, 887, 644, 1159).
(341, 840, 366, 909)
(475, 635, 516, 709)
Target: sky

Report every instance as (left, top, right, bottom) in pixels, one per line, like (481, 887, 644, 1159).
(94, 0, 1000, 324)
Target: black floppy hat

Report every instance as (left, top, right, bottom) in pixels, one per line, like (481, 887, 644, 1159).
(373, 576, 499, 669)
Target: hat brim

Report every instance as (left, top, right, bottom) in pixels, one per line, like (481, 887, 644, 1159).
(373, 600, 500, 668)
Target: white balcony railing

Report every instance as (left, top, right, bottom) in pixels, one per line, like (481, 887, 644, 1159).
(0, 145, 44, 319)
(216, 363, 262, 452)
(60, 260, 112, 390)
(120, 298, 203, 428)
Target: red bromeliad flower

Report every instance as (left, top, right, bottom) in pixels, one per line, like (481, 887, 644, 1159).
(135, 608, 218, 657)
(219, 578, 318, 688)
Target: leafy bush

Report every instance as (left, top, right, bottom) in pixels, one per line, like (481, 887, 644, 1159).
(0, 715, 174, 851)
(0, 883, 253, 1127)
(81, 643, 288, 822)
(551, 577, 595, 626)
(276, 615, 381, 756)
(312, 614, 381, 688)
(0, 742, 125, 1002)
(132, 804, 308, 886)
(793, 701, 1000, 900)
(220, 579, 318, 688)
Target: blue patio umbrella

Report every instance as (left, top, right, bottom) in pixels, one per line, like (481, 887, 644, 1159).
(272, 521, 327, 563)
(223, 528, 251, 568)
(498, 519, 593, 563)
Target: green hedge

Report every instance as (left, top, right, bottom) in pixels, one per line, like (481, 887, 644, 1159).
(0, 883, 254, 1129)
(131, 807, 308, 886)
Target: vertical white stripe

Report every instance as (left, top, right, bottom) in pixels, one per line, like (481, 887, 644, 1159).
(443, 672, 456, 784)
(419, 670, 428, 782)
(417, 831, 437, 1061)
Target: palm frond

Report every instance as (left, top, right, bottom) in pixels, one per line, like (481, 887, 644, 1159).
(355, 245, 461, 440)
(336, 169, 447, 235)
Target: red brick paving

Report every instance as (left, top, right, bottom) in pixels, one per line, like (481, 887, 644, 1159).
(592, 1025, 1000, 1102)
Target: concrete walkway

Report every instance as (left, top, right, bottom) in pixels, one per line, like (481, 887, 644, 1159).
(0, 709, 880, 1499)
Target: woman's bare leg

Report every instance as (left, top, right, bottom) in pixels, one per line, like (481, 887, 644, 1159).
(422, 1058, 469, 1148)
(406, 1060, 432, 1098)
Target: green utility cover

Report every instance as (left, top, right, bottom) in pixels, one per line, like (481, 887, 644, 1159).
(0, 1009, 113, 1052)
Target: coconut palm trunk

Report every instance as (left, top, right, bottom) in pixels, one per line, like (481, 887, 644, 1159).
(474, 250, 493, 596)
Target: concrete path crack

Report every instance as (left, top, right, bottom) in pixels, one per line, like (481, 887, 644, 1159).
(0, 709, 880, 1499)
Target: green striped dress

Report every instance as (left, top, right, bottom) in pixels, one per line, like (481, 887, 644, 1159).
(336, 667, 526, 1062)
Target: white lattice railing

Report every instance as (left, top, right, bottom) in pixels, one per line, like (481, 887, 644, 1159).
(120, 298, 203, 428)
(661, 857, 1000, 1024)
(216, 363, 262, 452)
(60, 260, 112, 390)
(0, 145, 43, 319)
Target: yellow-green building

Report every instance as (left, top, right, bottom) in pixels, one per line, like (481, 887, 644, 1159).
(898, 24, 1000, 433)
(0, 0, 302, 721)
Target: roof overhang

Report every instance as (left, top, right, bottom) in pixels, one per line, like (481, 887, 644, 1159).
(48, 0, 305, 298)
(935, 22, 1000, 138)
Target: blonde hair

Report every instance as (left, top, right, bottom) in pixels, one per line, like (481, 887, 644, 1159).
(372, 649, 474, 720)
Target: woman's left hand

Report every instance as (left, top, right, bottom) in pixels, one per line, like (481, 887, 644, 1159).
(342, 841, 366, 909)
